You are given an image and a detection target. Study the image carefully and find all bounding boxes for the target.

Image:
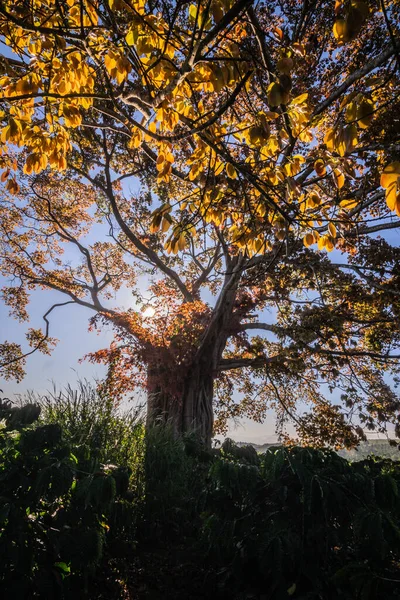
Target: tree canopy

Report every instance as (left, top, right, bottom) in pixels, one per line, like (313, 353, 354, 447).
(0, 0, 399, 446)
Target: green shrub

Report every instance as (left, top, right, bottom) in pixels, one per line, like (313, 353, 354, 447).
(2, 388, 400, 600)
(141, 427, 210, 540)
(0, 392, 137, 598)
(202, 444, 400, 599)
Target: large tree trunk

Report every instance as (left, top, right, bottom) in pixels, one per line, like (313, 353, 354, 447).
(146, 256, 244, 445)
(182, 359, 214, 447)
(146, 360, 214, 447)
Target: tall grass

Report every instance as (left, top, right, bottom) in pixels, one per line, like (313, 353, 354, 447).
(25, 380, 145, 491)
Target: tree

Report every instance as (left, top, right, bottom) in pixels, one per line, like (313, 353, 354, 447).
(0, 0, 399, 447)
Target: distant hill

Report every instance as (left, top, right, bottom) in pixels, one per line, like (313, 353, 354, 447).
(235, 441, 280, 454)
(337, 439, 400, 462)
(235, 439, 400, 461)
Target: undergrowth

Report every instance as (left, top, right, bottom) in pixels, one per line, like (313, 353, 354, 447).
(1, 383, 400, 599)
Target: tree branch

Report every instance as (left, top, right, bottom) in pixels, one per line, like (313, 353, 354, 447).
(313, 46, 395, 116)
(218, 355, 271, 371)
(191, 243, 222, 294)
(246, 6, 274, 75)
(0, 300, 74, 370)
(196, 0, 253, 59)
(101, 134, 193, 302)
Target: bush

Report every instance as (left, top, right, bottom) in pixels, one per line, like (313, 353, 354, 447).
(141, 427, 211, 540)
(2, 387, 400, 600)
(0, 390, 139, 598)
(202, 443, 400, 599)
(30, 382, 146, 562)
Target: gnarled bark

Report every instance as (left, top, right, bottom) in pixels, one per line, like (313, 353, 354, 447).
(146, 259, 243, 446)
(146, 361, 214, 447)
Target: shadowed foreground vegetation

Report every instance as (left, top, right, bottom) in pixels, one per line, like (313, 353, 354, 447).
(1, 384, 400, 599)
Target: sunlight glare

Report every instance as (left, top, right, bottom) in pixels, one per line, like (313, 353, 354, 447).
(142, 306, 156, 318)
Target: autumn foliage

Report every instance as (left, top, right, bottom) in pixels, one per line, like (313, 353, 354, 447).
(0, 0, 399, 445)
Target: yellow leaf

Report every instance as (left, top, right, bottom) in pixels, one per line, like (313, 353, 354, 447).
(104, 52, 117, 73)
(318, 234, 334, 251)
(324, 128, 335, 151)
(333, 18, 350, 43)
(345, 101, 358, 123)
(150, 213, 162, 233)
(340, 198, 358, 210)
(126, 29, 137, 46)
(177, 233, 187, 250)
(264, 111, 280, 119)
(116, 56, 131, 83)
(356, 98, 374, 129)
(386, 181, 398, 212)
(226, 163, 238, 179)
(161, 214, 172, 232)
(249, 126, 269, 146)
(334, 168, 345, 189)
(62, 105, 82, 128)
(267, 82, 284, 107)
(291, 93, 308, 105)
(339, 90, 358, 110)
(307, 192, 321, 209)
(214, 160, 225, 176)
(342, 124, 357, 155)
(380, 162, 400, 189)
(23, 152, 48, 175)
(1, 118, 22, 144)
(314, 159, 326, 176)
(303, 232, 315, 248)
(328, 222, 337, 238)
(189, 4, 199, 21)
(299, 129, 314, 143)
(325, 236, 335, 252)
(129, 128, 142, 149)
(171, 238, 179, 254)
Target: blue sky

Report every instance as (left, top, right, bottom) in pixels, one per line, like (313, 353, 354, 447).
(1, 216, 399, 444)
(0, 270, 284, 443)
